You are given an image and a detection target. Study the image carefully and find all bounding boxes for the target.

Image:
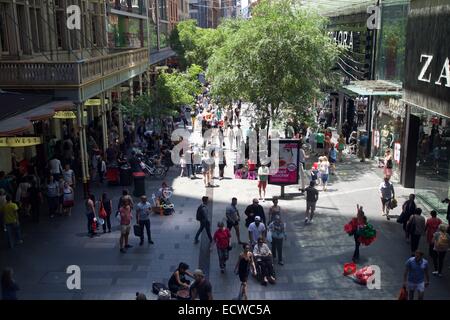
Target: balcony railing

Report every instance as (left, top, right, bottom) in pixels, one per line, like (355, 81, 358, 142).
(0, 48, 148, 87)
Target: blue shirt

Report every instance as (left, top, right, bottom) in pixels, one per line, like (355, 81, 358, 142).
(405, 257, 428, 284)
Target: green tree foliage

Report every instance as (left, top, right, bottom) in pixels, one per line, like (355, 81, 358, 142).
(207, 0, 340, 128)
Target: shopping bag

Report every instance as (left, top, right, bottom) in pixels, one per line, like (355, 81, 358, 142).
(343, 262, 357, 276)
(266, 230, 272, 243)
(133, 224, 142, 237)
(398, 286, 408, 300)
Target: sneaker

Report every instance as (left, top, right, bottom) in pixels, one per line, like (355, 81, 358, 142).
(278, 261, 284, 266)
(304, 218, 309, 225)
(432, 271, 439, 275)
(148, 240, 154, 244)
(125, 244, 133, 248)
(309, 219, 314, 224)
(120, 248, 126, 253)
(386, 215, 390, 221)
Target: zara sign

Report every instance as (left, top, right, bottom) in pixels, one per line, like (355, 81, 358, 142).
(328, 31, 354, 51)
(417, 55, 450, 87)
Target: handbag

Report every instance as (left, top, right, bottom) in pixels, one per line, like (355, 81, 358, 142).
(398, 286, 408, 300)
(266, 230, 273, 243)
(99, 201, 107, 219)
(133, 224, 142, 237)
(390, 198, 398, 209)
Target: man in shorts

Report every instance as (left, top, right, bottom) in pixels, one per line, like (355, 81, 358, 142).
(257, 163, 270, 201)
(403, 250, 430, 300)
(226, 197, 244, 244)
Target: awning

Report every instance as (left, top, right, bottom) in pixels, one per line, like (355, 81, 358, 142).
(343, 80, 403, 97)
(150, 48, 176, 66)
(0, 100, 75, 136)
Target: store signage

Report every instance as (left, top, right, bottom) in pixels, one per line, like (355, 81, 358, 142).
(404, 7, 450, 104)
(377, 98, 404, 118)
(0, 137, 42, 147)
(418, 55, 450, 87)
(394, 143, 401, 164)
(268, 140, 300, 186)
(53, 111, 87, 119)
(328, 31, 354, 50)
(85, 99, 109, 106)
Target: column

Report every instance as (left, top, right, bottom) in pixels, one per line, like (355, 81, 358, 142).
(77, 103, 90, 198)
(338, 93, 344, 134)
(101, 92, 108, 156)
(146, 71, 151, 95)
(117, 86, 124, 143)
(129, 79, 134, 103)
(139, 74, 143, 96)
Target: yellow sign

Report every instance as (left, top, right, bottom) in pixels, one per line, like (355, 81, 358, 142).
(0, 137, 42, 147)
(85, 98, 108, 106)
(53, 111, 87, 119)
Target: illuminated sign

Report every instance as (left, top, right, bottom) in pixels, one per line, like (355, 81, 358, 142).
(0, 137, 42, 147)
(53, 111, 87, 119)
(85, 99, 108, 106)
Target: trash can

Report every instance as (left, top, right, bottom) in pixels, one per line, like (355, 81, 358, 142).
(133, 172, 146, 197)
(120, 165, 132, 186)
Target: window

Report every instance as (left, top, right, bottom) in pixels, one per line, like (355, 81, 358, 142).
(16, 4, 28, 53)
(55, 12, 64, 48)
(0, 4, 10, 53)
(159, 0, 168, 20)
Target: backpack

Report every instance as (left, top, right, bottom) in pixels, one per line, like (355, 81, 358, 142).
(152, 282, 169, 295)
(435, 232, 449, 251)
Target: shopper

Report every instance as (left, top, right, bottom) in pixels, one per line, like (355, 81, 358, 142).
(268, 197, 282, 223)
(407, 208, 426, 256)
(62, 164, 75, 188)
(383, 149, 393, 178)
(194, 196, 212, 244)
(136, 195, 154, 246)
(85, 194, 97, 238)
(351, 205, 367, 263)
(403, 251, 430, 300)
(119, 197, 133, 253)
(226, 197, 243, 244)
(248, 216, 266, 246)
(431, 224, 449, 277)
(399, 194, 417, 240)
(379, 176, 395, 220)
(28, 181, 42, 223)
(2, 195, 23, 248)
(234, 244, 256, 300)
(46, 175, 59, 219)
(257, 163, 270, 200)
(305, 181, 319, 225)
(337, 134, 346, 162)
(168, 262, 193, 295)
(319, 156, 330, 191)
(213, 222, 231, 273)
(62, 182, 74, 216)
(244, 198, 266, 228)
(268, 215, 286, 265)
(100, 192, 113, 233)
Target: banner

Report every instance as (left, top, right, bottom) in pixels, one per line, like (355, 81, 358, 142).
(53, 111, 87, 119)
(268, 139, 300, 186)
(0, 136, 42, 147)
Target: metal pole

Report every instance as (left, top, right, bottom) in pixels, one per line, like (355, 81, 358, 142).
(77, 103, 89, 198)
(101, 92, 108, 156)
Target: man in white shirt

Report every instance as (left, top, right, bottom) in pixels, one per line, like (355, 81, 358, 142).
(248, 216, 266, 245)
(48, 157, 63, 180)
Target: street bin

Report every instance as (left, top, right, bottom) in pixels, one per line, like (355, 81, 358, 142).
(133, 172, 146, 197)
(106, 165, 120, 186)
(120, 165, 132, 186)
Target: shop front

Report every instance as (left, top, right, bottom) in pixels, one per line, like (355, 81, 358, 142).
(401, 0, 450, 218)
(372, 97, 405, 181)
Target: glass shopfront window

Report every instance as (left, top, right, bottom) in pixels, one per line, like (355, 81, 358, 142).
(376, 0, 409, 82)
(373, 97, 405, 181)
(411, 105, 450, 215)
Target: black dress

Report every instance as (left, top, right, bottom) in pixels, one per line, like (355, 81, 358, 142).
(168, 271, 190, 294)
(238, 255, 250, 282)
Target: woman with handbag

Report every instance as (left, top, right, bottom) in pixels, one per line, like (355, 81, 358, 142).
(62, 182, 74, 216)
(407, 208, 426, 256)
(100, 192, 113, 233)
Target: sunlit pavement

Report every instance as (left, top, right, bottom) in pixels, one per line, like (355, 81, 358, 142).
(1, 111, 450, 300)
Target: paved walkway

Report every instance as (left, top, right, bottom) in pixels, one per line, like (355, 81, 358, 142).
(1, 112, 450, 300)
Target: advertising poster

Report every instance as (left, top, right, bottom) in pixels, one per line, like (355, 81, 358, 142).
(268, 139, 300, 186)
(373, 130, 380, 148)
(394, 142, 401, 164)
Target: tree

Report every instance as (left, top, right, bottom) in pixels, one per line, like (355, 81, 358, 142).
(207, 0, 341, 130)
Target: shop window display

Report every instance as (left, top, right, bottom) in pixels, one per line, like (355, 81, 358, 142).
(412, 106, 450, 216)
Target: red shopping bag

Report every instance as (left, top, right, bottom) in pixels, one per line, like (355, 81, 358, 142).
(398, 286, 408, 300)
(343, 262, 357, 276)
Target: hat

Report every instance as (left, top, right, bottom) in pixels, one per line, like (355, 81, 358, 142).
(255, 216, 261, 222)
(194, 269, 205, 277)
